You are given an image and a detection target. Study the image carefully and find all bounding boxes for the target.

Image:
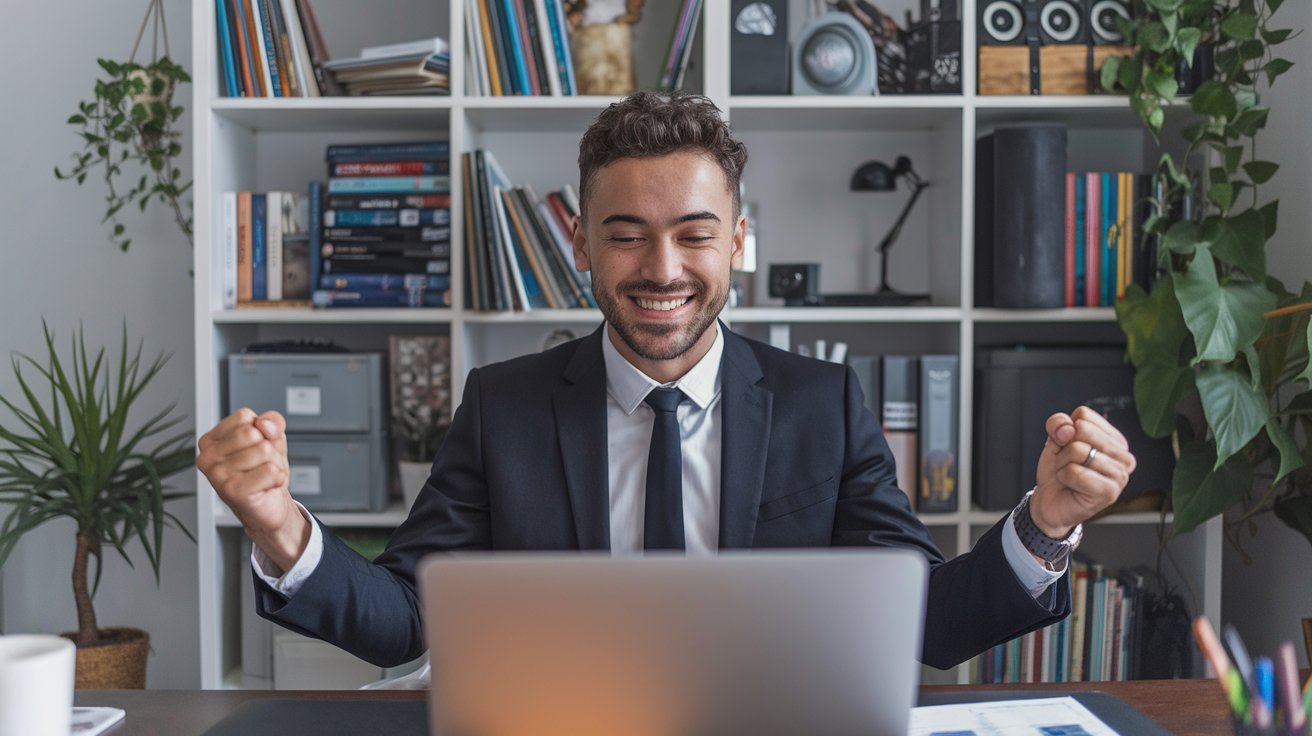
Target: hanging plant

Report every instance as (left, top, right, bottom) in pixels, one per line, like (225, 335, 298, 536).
(55, 0, 193, 252)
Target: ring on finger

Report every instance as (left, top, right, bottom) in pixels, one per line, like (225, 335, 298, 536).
(1083, 446, 1100, 467)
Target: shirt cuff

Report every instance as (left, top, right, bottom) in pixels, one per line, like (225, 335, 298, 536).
(249, 501, 323, 598)
(1001, 502, 1067, 599)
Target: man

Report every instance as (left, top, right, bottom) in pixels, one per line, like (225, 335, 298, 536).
(197, 92, 1136, 671)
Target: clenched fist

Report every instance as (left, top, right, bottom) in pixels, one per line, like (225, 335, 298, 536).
(196, 408, 309, 573)
(1029, 406, 1138, 539)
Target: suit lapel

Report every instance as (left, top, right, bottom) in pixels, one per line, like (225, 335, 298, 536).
(718, 327, 772, 549)
(553, 326, 611, 551)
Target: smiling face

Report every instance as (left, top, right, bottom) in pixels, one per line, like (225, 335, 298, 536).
(572, 151, 746, 383)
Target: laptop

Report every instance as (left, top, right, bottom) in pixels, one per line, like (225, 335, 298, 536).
(418, 550, 928, 736)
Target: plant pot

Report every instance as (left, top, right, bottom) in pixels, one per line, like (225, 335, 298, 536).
(397, 460, 431, 511)
(60, 627, 149, 689)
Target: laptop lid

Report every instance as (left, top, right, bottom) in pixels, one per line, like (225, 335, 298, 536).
(419, 550, 928, 736)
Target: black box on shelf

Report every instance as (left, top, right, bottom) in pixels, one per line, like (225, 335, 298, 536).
(907, 20, 962, 94)
(973, 348, 1174, 511)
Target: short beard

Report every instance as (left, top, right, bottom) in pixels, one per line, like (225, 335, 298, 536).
(597, 279, 727, 362)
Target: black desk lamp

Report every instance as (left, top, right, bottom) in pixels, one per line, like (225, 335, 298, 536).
(847, 155, 931, 306)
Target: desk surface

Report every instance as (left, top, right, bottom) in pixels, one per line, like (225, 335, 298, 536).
(77, 678, 1233, 735)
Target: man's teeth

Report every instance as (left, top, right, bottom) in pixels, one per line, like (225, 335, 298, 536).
(635, 297, 689, 311)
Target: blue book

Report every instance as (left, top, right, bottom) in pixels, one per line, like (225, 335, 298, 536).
(325, 141, 451, 163)
(307, 181, 323, 292)
(1107, 173, 1119, 306)
(257, 0, 283, 97)
(251, 193, 267, 300)
(323, 208, 451, 227)
(319, 273, 450, 291)
(1074, 175, 1086, 306)
(499, 0, 533, 95)
(312, 288, 448, 308)
(544, 0, 575, 94)
(327, 176, 451, 194)
(215, 0, 239, 97)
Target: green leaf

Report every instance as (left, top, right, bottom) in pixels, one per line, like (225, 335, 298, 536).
(1243, 161, 1278, 185)
(1265, 58, 1295, 86)
(1148, 107, 1165, 132)
(1231, 107, 1269, 136)
(1266, 419, 1305, 485)
(1269, 0, 1285, 11)
(1101, 56, 1122, 92)
(1140, 22, 1171, 53)
(1205, 210, 1267, 281)
(1162, 220, 1204, 256)
(1172, 440, 1253, 534)
(1258, 201, 1279, 239)
(1239, 39, 1266, 61)
(1273, 493, 1312, 551)
(1192, 80, 1239, 120)
(1146, 0, 1184, 10)
(1177, 27, 1203, 63)
(1197, 364, 1269, 466)
(1118, 57, 1143, 92)
(1263, 28, 1293, 45)
(1221, 12, 1258, 40)
(1208, 182, 1234, 212)
(1299, 320, 1312, 386)
(1175, 246, 1277, 363)
(1219, 146, 1243, 174)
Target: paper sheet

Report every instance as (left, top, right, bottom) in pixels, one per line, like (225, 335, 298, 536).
(72, 706, 125, 735)
(909, 696, 1121, 736)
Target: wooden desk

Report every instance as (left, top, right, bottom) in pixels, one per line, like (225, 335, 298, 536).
(77, 679, 1232, 735)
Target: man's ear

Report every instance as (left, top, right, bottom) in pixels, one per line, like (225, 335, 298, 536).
(571, 215, 591, 272)
(729, 214, 747, 271)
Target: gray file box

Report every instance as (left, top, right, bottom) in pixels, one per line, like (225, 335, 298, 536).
(227, 353, 388, 512)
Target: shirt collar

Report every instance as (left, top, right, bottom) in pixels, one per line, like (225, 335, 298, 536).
(601, 321, 723, 415)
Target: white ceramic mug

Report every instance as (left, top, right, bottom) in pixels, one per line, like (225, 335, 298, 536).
(0, 634, 75, 736)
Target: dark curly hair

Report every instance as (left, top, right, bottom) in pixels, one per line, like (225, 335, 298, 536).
(576, 91, 748, 219)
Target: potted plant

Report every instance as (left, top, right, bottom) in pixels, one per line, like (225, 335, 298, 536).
(389, 335, 452, 509)
(54, 0, 192, 252)
(1101, 0, 1311, 554)
(0, 322, 194, 688)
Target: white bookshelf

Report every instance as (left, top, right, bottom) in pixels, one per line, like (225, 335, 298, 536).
(191, 0, 1222, 689)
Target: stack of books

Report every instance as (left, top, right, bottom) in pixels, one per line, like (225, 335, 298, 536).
(463, 150, 595, 311)
(312, 141, 453, 308)
(214, 0, 338, 97)
(323, 37, 450, 96)
(1062, 171, 1161, 307)
(221, 191, 311, 308)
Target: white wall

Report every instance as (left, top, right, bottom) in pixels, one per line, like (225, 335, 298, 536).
(1221, 0, 1312, 667)
(0, 0, 199, 687)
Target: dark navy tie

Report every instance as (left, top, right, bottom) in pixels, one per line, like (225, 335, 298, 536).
(643, 387, 686, 551)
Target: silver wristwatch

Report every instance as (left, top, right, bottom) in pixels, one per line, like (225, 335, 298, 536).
(1013, 490, 1083, 570)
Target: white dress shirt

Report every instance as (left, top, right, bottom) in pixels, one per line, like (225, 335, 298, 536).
(255, 324, 1064, 598)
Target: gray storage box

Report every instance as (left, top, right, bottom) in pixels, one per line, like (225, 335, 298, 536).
(227, 353, 388, 512)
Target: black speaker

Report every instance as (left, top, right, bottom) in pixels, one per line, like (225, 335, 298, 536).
(767, 263, 819, 306)
(1038, 0, 1087, 44)
(731, 0, 790, 95)
(1089, 0, 1131, 44)
(973, 348, 1175, 511)
(978, 0, 1027, 45)
(974, 124, 1068, 309)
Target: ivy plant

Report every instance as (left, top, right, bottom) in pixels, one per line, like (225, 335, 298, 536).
(55, 56, 193, 252)
(1101, 0, 1311, 553)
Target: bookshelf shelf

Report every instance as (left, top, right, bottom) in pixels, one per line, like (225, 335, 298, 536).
(192, 0, 1221, 691)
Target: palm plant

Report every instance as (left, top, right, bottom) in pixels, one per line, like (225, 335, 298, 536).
(0, 322, 194, 647)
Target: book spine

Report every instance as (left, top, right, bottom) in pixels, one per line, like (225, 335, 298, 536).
(545, 0, 575, 95)
(323, 241, 452, 258)
(278, 0, 311, 96)
(266, 0, 298, 96)
(237, 191, 253, 302)
(329, 161, 447, 177)
(1064, 172, 1076, 308)
(242, 0, 270, 96)
(1074, 175, 1085, 304)
(323, 208, 451, 227)
(266, 192, 284, 300)
(319, 273, 450, 291)
(323, 225, 450, 242)
(312, 289, 448, 308)
(257, 0, 284, 96)
(1120, 171, 1132, 299)
(228, 0, 255, 96)
(673, 0, 704, 90)
(307, 180, 323, 292)
(478, 0, 507, 96)
(531, 0, 562, 95)
(536, 198, 594, 307)
(215, 0, 240, 97)
(1102, 172, 1114, 307)
(1084, 172, 1099, 307)
(917, 354, 959, 513)
(512, 187, 571, 307)
(325, 193, 451, 210)
(222, 192, 238, 308)
(475, 151, 510, 310)
(251, 193, 268, 300)
(499, 189, 549, 308)
(325, 141, 450, 161)
(326, 176, 450, 194)
(322, 256, 450, 275)
(292, 0, 333, 95)
(881, 355, 919, 509)
(498, 0, 532, 94)
(516, 0, 548, 95)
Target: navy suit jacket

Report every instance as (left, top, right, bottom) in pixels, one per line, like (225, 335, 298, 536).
(257, 325, 1070, 669)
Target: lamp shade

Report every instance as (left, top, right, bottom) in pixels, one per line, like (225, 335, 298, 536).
(850, 160, 896, 191)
